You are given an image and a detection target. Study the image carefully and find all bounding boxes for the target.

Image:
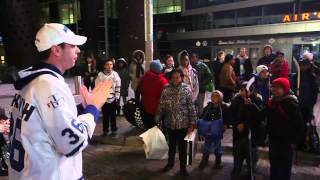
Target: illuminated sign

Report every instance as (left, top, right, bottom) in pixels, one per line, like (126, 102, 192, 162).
(283, 12, 320, 23)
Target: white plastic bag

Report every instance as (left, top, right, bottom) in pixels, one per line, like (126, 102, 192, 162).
(139, 126, 169, 159)
(184, 129, 198, 165)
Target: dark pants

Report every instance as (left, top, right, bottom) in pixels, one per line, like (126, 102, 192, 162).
(203, 137, 222, 158)
(143, 112, 155, 129)
(232, 137, 252, 176)
(167, 128, 188, 170)
(102, 101, 117, 133)
(269, 140, 293, 180)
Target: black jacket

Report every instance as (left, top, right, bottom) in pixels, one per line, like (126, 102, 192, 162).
(234, 57, 253, 81)
(257, 54, 276, 66)
(267, 95, 304, 144)
(229, 94, 263, 140)
(291, 71, 319, 107)
(201, 102, 228, 122)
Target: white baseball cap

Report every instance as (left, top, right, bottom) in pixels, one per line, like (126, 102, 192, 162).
(35, 23, 87, 52)
(256, 65, 268, 74)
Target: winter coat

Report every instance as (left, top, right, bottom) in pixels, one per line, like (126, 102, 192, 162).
(270, 59, 289, 79)
(229, 94, 263, 143)
(116, 68, 131, 97)
(95, 71, 121, 103)
(291, 71, 319, 108)
(129, 50, 145, 91)
(138, 71, 168, 115)
(267, 95, 304, 144)
(156, 83, 197, 130)
(180, 65, 199, 102)
(234, 56, 253, 81)
(193, 61, 213, 93)
(257, 54, 276, 67)
(201, 102, 228, 122)
(248, 75, 271, 106)
(220, 63, 237, 90)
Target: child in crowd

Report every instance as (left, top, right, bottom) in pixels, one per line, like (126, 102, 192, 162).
(198, 90, 228, 170)
(95, 58, 121, 136)
(267, 78, 304, 180)
(229, 82, 263, 179)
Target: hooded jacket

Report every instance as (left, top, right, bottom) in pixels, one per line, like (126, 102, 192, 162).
(9, 63, 99, 180)
(129, 50, 145, 91)
(177, 52, 199, 102)
(138, 70, 168, 115)
(115, 59, 131, 97)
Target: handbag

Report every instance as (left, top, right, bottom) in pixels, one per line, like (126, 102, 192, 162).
(197, 119, 224, 139)
(122, 98, 145, 129)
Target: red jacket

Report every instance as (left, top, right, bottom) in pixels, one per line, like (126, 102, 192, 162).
(270, 59, 289, 79)
(139, 71, 168, 115)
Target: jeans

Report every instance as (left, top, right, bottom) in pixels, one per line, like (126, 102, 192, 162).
(203, 137, 222, 158)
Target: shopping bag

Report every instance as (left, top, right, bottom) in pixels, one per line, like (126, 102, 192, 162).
(197, 119, 224, 139)
(139, 126, 169, 159)
(184, 129, 198, 165)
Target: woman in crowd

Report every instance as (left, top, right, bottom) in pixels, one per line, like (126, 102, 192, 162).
(156, 68, 197, 177)
(219, 54, 237, 102)
(163, 54, 175, 81)
(178, 51, 199, 103)
(115, 58, 131, 116)
(270, 51, 289, 81)
(129, 50, 145, 100)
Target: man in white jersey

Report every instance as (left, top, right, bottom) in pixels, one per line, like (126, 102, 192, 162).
(9, 23, 112, 180)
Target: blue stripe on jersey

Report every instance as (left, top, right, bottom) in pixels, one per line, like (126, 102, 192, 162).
(66, 141, 84, 157)
(83, 124, 91, 142)
(84, 105, 99, 123)
(77, 176, 84, 180)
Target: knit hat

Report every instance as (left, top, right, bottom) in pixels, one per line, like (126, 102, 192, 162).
(263, 44, 273, 51)
(256, 65, 268, 75)
(272, 78, 290, 94)
(212, 90, 223, 101)
(303, 52, 314, 61)
(150, 59, 163, 73)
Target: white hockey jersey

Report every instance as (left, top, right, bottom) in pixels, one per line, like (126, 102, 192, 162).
(9, 63, 99, 180)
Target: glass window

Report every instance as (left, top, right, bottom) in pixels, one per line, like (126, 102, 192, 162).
(154, 0, 182, 14)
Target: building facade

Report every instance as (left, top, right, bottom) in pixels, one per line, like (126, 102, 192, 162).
(168, 0, 320, 70)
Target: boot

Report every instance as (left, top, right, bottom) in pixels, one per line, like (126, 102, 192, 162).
(214, 156, 223, 169)
(198, 154, 209, 169)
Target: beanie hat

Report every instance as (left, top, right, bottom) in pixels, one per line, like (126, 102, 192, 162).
(263, 44, 273, 51)
(272, 78, 290, 94)
(212, 90, 223, 101)
(303, 52, 313, 61)
(150, 59, 163, 73)
(256, 65, 268, 75)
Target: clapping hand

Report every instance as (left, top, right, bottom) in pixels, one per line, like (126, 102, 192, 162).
(80, 80, 112, 110)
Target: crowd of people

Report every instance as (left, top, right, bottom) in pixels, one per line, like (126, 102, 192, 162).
(0, 22, 319, 179)
(80, 44, 320, 179)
